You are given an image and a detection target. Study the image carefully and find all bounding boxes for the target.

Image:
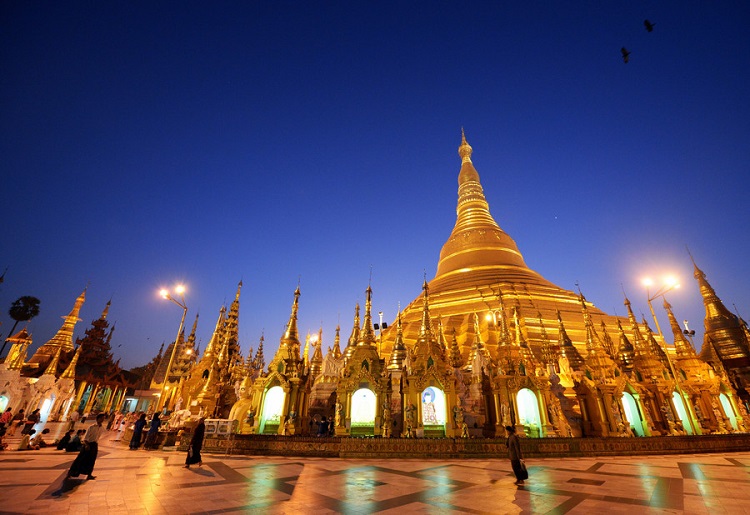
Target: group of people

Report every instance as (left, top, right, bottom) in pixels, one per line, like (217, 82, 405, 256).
(128, 412, 162, 450)
(0, 407, 41, 437)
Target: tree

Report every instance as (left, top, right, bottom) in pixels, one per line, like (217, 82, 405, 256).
(1, 296, 41, 358)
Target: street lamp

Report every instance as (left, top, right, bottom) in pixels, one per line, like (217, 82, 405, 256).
(642, 276, 680, 340)
(158, 285, 188, 411)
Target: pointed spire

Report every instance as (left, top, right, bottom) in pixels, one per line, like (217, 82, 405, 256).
(418, 280, 434, 341)
(579, 293, 603, 358)
(624, 296, 649, 357)
(222, 280, 243, 363)
(43, 347, 63, 376)
(332, 325, 342, 359)
(309, 327, 324, 378)
(600, 321, 616, 358)
(283, 285, 301, 344)
(101, 299, 111, 320)
(275, 286, 302, 362)
(435, 131, 528, 281)
(387, 310, 408, 370)
(187, 313, 199, 348)
(458, 127, 473, 164)
(61, 344, 82, 379)
(303, 331, 311, 366)
(641, 316, 671, 371)
(449, 327, 463, 368)
(663, 298, 697, 358)
(253, 334, 266, 372)
(358, 285, 377, 348)
(615, 319, 635, 373)
(691, 258, 750, 363)
(202, 306, 226, 363)
(30, 288, 86, 362)
(557, 310, 585, 371)
(343, 303, 360, 364)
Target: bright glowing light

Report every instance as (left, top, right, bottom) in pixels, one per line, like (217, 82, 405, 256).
(663, 276, 678, 287)
(159, 288, 169, 299)
(175, 284, 186, 294)
(485, 313, 493, 321)
(310, 334, 318, 343)
(186, 349, 192, 355)
(642, 277, 654, 287)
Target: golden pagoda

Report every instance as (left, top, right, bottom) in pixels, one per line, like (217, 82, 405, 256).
(225, 131, 747, 440)
(25, 287, 86, 370)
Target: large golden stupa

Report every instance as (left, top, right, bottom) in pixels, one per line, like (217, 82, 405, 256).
(381, 131, 626, 358)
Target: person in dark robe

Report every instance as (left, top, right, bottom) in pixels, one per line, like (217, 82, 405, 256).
(184, 418, 205, 469)
(129, 413, 147, 450)
(506, 425, 526, 485)
(67, 413, 106, 480)
(143, 413, 161, 450)
(66, 430, 86, 452)
(57, 430, 74, 450)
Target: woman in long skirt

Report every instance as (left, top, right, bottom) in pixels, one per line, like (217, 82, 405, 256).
(143, 413, 161, 450)
(129, 413, 147, 450)
(184, 418, 205, 469)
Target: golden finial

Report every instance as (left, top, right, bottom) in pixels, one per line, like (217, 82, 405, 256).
(458, 128, 473, 164)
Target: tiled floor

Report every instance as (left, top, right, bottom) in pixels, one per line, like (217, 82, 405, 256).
(1, 428, 750, 514)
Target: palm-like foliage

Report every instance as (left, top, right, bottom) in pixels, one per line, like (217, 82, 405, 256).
(1, 296, 41, 358)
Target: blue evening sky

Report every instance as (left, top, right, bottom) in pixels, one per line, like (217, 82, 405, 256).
(1, 2, 749, 368)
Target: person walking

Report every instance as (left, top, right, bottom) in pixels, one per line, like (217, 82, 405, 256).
(129, 413, 147, 449)
(143, 413, 161, 450)
(184, 418, 205, 469)
(505, 425, 526, 485)
(67, 413, 106, 480)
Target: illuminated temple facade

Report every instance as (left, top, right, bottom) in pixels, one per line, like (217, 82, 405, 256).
(10, 133, 749, 441)
(221, 133, 750, 439)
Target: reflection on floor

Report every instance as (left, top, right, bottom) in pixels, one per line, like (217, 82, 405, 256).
(1, 431, 749, 514)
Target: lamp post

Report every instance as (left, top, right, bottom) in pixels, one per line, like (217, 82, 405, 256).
(642, 276, 697, 434)
(642, 276, 680, 340)
(158, 285, 188, 412)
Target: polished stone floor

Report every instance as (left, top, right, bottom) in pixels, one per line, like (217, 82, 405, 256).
(1, 428, 749, 514)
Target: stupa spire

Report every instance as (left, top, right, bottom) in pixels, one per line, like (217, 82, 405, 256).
(387, 310, 408, 370)
(663, 298, 697, 358)
(418, 280, 433, 341)
(358, 286, 377, 348)
(101, 299, 111, 320)
(61, 344, 82, 379)
(43, 347, 62, 376)
(202, 306, 226, 364)
(691, 258, 750, 364)
(332, 325, 342, 359)
(343, 303, 360, 364)
(41, 287, 86, 353)
(277, 286, 302, 360)
(615, 319, 635, 373)
(435, 131, 528, 281)
(557, 310, 585, 371)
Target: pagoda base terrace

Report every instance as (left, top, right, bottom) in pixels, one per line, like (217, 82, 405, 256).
(177, 432, 750, 459)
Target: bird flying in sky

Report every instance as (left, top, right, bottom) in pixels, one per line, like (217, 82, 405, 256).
(644, 19, 655, 32)
(621, 47, 631, 63)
